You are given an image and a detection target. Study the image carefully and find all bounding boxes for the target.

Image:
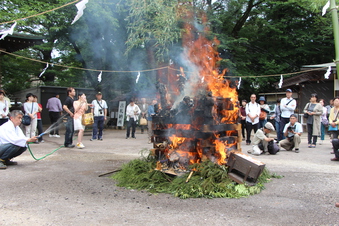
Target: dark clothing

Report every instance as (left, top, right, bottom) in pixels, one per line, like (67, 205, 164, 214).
(64, 96, 74, 113)
(331, 139, 339, 159)
(0, 118, 8, 126)
(126, 118, 137, 138)
(64, 115, 74, 146)
(246, 121, 259, 144)
(92, 116, 105, 139)
(49, 111, 60, 135)
(37, 119, 43, 142)
(240, 106, 246, 139)
(241, 119, 246, 139)
(280, 117, 290, 140)
(307, 123, 317, 145)
(0, 143, 26, 162)
(63, 96, 75, 147)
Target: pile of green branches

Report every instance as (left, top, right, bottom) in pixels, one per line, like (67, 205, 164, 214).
(111, 151, 281, 199)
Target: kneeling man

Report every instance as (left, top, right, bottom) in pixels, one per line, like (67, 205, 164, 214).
(0, 110, 38, 169)
(279, 114, 302, 153)
(250, 122, 275, 155)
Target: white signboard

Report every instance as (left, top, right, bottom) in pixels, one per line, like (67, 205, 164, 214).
(117, 101, 126, 127)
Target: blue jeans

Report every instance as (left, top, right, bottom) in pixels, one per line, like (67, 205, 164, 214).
(64, 115, 74, 146)
(321, 123, 326, 140)
(92, 116, 104, 139)
(259, 119, 267, 129)
(0, 143, 27, 161)
(275, 120, 282, 141)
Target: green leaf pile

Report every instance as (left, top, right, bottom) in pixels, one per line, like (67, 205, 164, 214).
(111, 151, 281, 199)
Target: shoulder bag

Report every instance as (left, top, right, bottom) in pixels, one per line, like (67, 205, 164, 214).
(82, 112, 94, 126)
(140, 117, 147, 125)
(22, 103, 33, 126)
(328, 110, 339, 131)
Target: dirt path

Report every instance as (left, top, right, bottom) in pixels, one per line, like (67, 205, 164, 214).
(1, 128, 338, 225)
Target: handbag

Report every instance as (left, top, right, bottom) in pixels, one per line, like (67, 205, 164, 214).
(82, 113, 94, 126)
(140, 117, 147, 125)
(259, 109, 267, 120)
(322, 117, 329, 126)
(22, 115, 31, 126)
(328, 110, 339, 131)
(328, 125, 338, 131)
(22, 102, 33, 126)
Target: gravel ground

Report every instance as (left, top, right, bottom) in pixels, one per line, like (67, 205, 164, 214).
(1, 128, 338, 226)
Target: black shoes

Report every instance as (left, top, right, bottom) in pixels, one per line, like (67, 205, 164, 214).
(5, 160, 18, 165)
(65, 144, 75, 148)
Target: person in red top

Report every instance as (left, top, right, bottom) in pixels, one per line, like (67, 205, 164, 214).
(33, 95, 44, 143)
(239, 100, 247, 141)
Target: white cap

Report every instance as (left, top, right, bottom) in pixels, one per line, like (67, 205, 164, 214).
(264, 122, 275, 131)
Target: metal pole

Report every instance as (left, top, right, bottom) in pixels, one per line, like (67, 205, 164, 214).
(330, 0, 339, 81)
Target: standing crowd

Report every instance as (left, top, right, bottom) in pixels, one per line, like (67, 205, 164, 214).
(1, 85, 339, 169)
(0, 87, 158, 169)
(242, 89, 339, 162)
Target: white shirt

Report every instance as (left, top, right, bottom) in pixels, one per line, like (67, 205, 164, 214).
(280, 97, 296, 118)
(91, 99, 108, 116)
(245, 102, 261, 124)
(0, 120, 28, 147)
(126, 104, 141, 121)
(283, 122, 303, 138)
(0, 99, 9, 118)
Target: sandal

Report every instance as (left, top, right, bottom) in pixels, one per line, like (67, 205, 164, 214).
(308, 144, 312, 148)
(311, 144, 316, 148)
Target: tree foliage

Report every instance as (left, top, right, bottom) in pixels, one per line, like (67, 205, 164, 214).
(0, 0, 335, 99)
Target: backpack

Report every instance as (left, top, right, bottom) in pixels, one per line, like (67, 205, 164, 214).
(259, 109, 267, 120)
(267, 140, 280, 155)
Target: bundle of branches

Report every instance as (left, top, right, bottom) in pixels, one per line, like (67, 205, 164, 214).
(111, 151, 281, 199)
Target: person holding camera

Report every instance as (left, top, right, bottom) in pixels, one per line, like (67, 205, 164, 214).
(279, 114, 303, 153)
(90, 92, 108, 141)
(247, 122, 276, 156)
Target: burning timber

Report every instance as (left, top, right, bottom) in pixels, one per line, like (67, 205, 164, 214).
(151, 81, 242, 176)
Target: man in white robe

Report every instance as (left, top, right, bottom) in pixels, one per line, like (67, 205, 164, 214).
(0, 110, 38, 169)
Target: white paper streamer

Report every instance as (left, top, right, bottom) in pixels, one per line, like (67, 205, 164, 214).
(324, 66, 331, 79)
(39, 63, 49, 77)
(136, 71, 140, 83)
(0, 22, 17, 40)
(237, 77, 241, 89)
(322, 1, 330, 16)
(71, 0, 89, 25)
(98, 71, 102, 83)
(278, 75, 283, 88)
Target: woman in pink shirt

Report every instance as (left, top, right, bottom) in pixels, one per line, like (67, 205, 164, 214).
(73, 92, 88, 149)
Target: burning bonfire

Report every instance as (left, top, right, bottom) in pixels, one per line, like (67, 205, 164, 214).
(151, 22, 243, 176)
(112, 17, 276, 199)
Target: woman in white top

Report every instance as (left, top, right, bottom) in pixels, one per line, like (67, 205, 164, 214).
(0, 89, 10, 126)
(23, 93, 39, 139)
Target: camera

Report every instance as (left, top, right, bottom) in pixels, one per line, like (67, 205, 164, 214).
(287, 126, 293, 132)
(99, 109, 103, 114)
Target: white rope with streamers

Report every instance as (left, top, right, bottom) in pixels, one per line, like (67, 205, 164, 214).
(71, 0, 89, 25)
(0, 22, 17, 40)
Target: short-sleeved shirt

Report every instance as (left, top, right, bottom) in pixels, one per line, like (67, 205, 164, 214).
(283, 122, 303, 138)
(64, 96, 74, 113)
(252, 129, 267, 145)
(91, 99, 108, 117)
